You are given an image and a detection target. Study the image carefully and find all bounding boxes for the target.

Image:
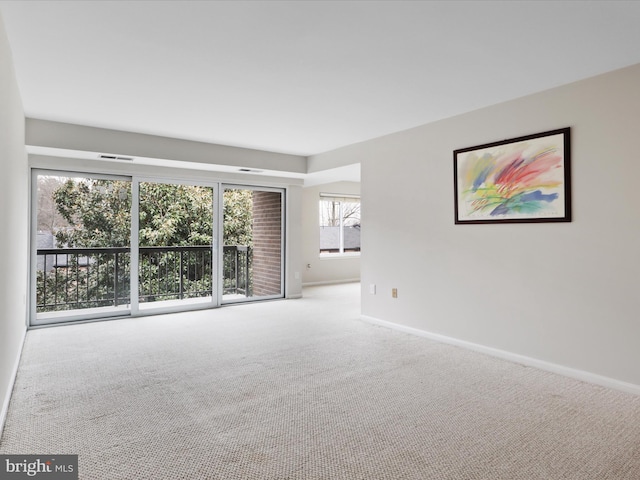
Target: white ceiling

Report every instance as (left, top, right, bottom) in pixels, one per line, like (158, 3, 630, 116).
(1, 0, 640, 157)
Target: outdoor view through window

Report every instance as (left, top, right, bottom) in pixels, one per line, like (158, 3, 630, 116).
(319, 195, 361, 255)
(34, 173, 283, 324)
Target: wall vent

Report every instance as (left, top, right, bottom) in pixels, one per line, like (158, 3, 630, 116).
(99, 154, 134, 161)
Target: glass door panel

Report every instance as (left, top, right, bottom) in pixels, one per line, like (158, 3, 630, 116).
(33, 171, 132, 324)
(222, 187, 283, 303)
(137, 181, 215, 312)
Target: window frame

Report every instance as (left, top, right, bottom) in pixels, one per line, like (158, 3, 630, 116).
(318, 193, 361, 257)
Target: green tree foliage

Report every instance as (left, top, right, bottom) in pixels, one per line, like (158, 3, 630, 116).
(223, 188, 253, 246)
(139, 182, 213, 247)
(54, 179, 132, 248)
(50, 179, 254, 248)
(37, 177, 254, 311)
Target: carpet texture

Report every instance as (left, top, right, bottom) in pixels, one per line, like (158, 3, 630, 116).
(2, 283, 640, 479)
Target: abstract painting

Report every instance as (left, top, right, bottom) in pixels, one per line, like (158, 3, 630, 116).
(454, 128, 571, 224)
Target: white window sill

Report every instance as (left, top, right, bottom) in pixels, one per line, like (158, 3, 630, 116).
(319, 252, 361, 259)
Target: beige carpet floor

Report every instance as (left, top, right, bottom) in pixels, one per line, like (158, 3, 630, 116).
(1, 283, 640, 479)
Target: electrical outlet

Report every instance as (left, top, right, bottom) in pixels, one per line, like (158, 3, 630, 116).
(392, 288, 398, 298)
(369, 284, 376, 294)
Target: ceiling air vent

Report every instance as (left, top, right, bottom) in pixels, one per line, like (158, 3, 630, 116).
(99, 154, 134, 161)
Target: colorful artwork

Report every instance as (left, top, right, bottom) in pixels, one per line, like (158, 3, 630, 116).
(454, 128, 571, 224)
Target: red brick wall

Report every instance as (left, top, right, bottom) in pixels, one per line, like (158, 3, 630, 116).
(251, 191, 282, 296)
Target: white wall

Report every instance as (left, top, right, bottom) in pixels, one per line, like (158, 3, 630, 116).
(286, 185, 304, 297)
(0, 11, 27, 432)
(312, 64, 640, 388)
(302, 181, 360, 285)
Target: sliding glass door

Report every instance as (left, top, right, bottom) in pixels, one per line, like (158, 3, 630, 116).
(136, 181, 216, 313)
(222, 186, 284, 303)
(32, 171, 132, 325)
(31, 172, 284, 325)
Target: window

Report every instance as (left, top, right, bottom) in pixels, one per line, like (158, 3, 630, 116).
(319, 194, 360, 255)
(31, 169, 286, 326)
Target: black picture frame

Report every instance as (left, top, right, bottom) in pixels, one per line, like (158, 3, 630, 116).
(453, 127, 571, 224)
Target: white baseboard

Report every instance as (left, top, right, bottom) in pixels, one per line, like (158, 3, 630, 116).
(360, 315, 640, 396)
(0, 326, 27, 437)
(302, 278, 360, 287)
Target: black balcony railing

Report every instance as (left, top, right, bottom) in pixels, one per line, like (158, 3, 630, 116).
(138, 246, 214, 304)
(36, 245, 251, 313)
(223, 245, 251, 297)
